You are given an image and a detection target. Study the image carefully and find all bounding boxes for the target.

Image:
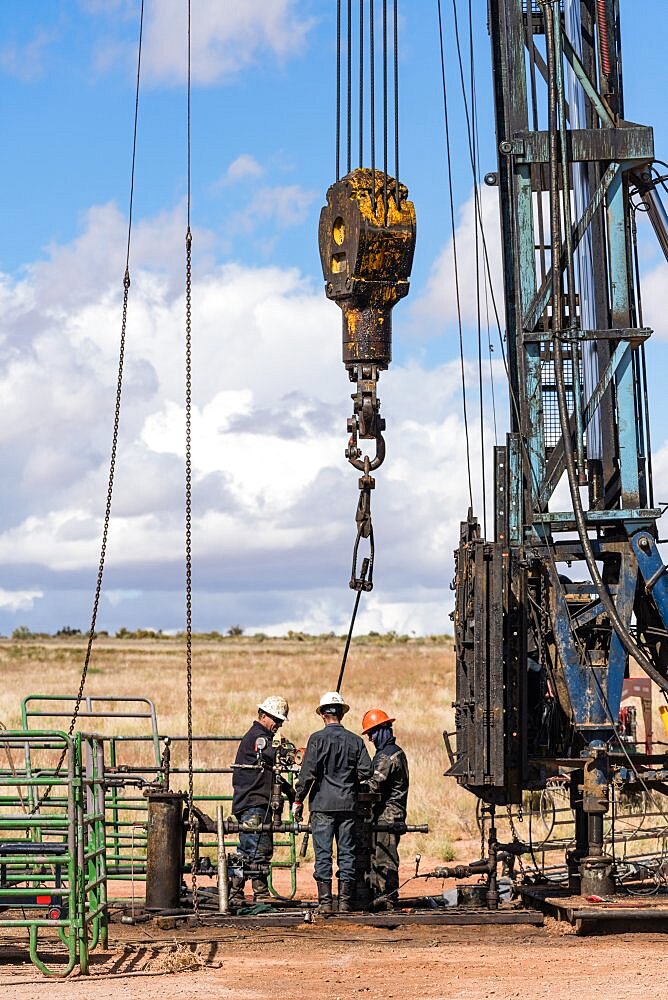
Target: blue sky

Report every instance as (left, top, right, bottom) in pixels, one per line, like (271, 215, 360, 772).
(1, 1, 668, 636)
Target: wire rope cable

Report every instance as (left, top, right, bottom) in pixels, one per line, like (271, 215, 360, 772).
(393, 0, 399, 192)
(358, 0, 364, 167)
(445, 1, 668, 864)
(347, 0, 353, 173)
(336, 0, 342, 180)
(370, 0, 376, 206)
(436, 0, 473, 509)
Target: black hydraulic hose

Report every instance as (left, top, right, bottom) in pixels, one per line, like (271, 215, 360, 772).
(541, 3, 668, 695)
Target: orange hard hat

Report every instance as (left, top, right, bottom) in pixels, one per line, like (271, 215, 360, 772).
(361, 708, 396, 735)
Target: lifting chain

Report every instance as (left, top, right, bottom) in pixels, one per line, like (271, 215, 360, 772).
(183, 0, 201, 926)
(507, 805, 527, 878)
(185, 224, 200, 923)
(30, 0, 146, 812)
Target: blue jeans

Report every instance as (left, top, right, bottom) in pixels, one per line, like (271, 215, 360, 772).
(310, 811, 355, 882)
(236, 806, 273, 863)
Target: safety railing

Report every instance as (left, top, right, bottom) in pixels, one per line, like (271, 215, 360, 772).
(21, 696, 299, 901)
(0, 729, 107, 975)
(499, 782, 668, 883)
(101, 734, 299, 899)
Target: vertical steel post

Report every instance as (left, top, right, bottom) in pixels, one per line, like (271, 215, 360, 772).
(217, 804, 229, 915)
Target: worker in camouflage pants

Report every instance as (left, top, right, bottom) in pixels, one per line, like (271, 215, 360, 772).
(362, 709, 410, 909)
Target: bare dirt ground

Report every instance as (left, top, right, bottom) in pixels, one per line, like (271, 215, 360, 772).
(2, 638, 667, 997)
(1, 856, 667, 1000)
(1, 921, 667, 1000)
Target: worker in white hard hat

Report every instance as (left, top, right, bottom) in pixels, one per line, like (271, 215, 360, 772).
(231, 695, 289, 905)
(293, 691, 373, 913)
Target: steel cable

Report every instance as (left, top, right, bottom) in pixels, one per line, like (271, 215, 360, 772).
(336, 0, 342, 179)
(359, 0, 364, 167)
(450, 2, 668, 855)
(542, 1, 668, 696)
(347, 0, 352, 173)
(436, 0, 473, 509)
(382, 0, 388, 222)
(393, 0, 399, 191)
(370, 0, 376, 208)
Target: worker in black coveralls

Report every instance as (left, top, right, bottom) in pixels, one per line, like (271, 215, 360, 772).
(362, 708, 409, 908)
(231, 695, 289, 904)
(293, 691, 373, 913)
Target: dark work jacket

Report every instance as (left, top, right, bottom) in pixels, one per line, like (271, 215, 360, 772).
(231, 720, 276, 818)
(294, 723, 373, 813)
(367, 739, 409, 822)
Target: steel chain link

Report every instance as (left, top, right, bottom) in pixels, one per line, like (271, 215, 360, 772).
(30, 0, 145, 816)
(507, 805, 527, 878)
(31, 268, 131, 816)
(184, 224, 201, 922)
(479, 805, 486, 862)
(184, 0, 202, 925)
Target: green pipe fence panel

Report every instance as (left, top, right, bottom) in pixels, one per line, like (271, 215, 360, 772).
(0, 730, 108, 975)
(22, 696, 300, 901)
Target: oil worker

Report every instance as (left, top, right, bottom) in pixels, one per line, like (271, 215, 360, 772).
(361, 708, 409, 909)
(293, 691, 373, 913)
(231, 695, 289, 904)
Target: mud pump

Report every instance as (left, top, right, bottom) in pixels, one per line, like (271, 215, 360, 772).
(449, 0, 668, 902)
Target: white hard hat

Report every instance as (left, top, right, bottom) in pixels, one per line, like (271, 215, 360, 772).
(316, 691, 350, 716)
(258, 695, 289, 722)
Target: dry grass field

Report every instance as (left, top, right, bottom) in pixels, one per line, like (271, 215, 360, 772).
(0, 635, 475, 858)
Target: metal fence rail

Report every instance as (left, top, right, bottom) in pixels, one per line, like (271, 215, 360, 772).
(22, 696, 299, 900)
(0, 730, 107, 975)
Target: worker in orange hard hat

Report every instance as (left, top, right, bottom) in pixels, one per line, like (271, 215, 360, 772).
(361, 708, 410, 909)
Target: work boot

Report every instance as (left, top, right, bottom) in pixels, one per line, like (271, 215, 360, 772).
(228, 876, 246, 909)
(316, 879, 333, 914)
(338, 881, 355, 912)
(252, 876, 273, 902)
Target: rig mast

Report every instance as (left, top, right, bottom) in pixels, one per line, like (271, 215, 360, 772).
(451, 0, 668, 895)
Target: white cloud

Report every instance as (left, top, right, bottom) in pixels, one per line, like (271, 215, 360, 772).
(232, 185, 317, 233)
(138, 1, 314, 85)
(414, 184, 503, 332)
(640, 261, 668, 340)
(0, 195, 495, 634)
(0, 589, 43, 613)
(0, 30, 56, 82)
(220, 154, 265, 186)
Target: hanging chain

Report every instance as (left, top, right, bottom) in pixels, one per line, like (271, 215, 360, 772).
(507, 805, 527, 878)
(30, 1, 145, 815)
(346, 364, 386, 591)
(479, 802, 486, 861)
(184, 0, 201, 925)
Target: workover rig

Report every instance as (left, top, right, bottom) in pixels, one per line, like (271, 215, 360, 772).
(320, 0, 668, 902)
(446, 0, 668, 901)
(6, 5, 668, 979)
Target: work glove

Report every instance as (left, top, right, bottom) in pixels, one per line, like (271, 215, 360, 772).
(293, 801, 304, 823)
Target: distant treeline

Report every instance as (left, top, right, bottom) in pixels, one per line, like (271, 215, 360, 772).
(7, 624, 453, 644)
